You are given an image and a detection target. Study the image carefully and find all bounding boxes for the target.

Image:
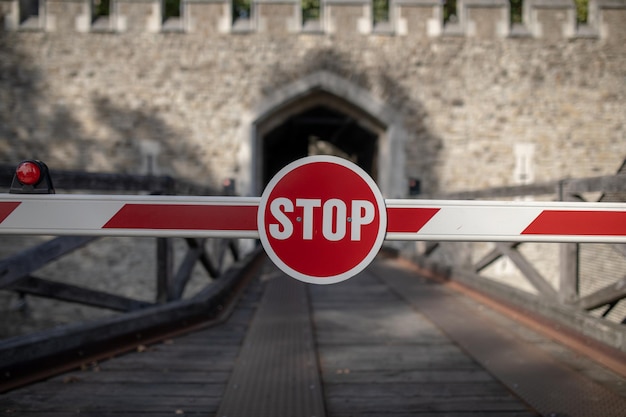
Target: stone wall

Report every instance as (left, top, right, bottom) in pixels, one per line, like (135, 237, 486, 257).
(0, 0, 625, 338)
(0, 0, 624, 198)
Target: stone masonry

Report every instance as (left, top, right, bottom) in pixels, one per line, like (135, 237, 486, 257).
(0, 0, 625, 337)
(0, 0, 624, 197)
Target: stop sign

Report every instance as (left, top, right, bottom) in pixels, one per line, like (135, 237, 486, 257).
(258, 156, 387, 284)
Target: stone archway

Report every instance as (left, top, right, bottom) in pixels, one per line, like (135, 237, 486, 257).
(238, 71, 407, 198)
(260, 94, 380, 187)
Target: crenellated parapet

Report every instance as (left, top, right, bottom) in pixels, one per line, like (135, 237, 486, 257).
(459, 0, 511, 38)
(114, 0, 162, 32)
(45, 0, 91, 32)
(588, 0, 626, 42)
(255, 0, 301, 34)
(1, 0, 625, 40)
(324, 0, 372, 34)
(523, 0, 576, 39)
(392, 0, 442, 37)
(184, 0, 231, 34)
(2, 0, 43, 30)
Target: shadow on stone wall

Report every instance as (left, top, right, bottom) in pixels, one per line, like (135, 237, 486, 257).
(375, 69, 443, 195)
(0, 35, 53, 165)
(0, 36, 105, 171)
(91, 96, 216, 181)
(260, 47, 443, 195)
(0, 35, 218, 337)
(0, 35, 217, 184)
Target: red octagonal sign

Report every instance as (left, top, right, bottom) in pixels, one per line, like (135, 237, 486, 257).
(258, 156, 387, 284)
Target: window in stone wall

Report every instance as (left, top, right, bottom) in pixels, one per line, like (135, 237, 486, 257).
(513, 143, 535, 185)
(233, 0, 251, 22)
(93, 0, 109, 17)
(18, 0, 40, 27)
(444, 0, 523, 24)
(575, 0, 588, 23)
(443, 0, 457, 23)
(302, 0, 321, 31)
(512, 1, 587, 24)
(510, 0, 522, 23)
(232, 0, 254, 31)
(163, 0, 183, 31)
(373, 0, 389, 24)
(442, 1, 588, 26)
(92, 0, 111, 30)
(164, 0, 181, 18)
(373, 0, 391, 33)
(303, 0, 320, 21)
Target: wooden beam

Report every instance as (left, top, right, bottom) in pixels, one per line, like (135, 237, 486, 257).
(0, 236, 98, 288)
(8, 276, 153, 312)
(228, 239, 240, 262)
(426, 174, 623, 200)
(0, 249, 263, 372)
(564, 175, 626, 194)
(1, 165, 217, 195)
(216, 239, 241, 273)
(172, 241, 204, 299)
(611, 244, 626, 258)
(576, 276, 626, 311)
(188, 238, 219, 278)
(495, 243, 558, 299)
(157, 238, 175, 303)
(424, 242, 439, 256)
(433, 181, 558, 200)
(474, 242, 519, 272)
(559, 243, 579, 304)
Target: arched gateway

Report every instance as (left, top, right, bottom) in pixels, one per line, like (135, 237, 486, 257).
(237, 71, 407, 198)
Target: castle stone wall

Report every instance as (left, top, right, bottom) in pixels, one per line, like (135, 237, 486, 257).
(0, 0, 624, 197)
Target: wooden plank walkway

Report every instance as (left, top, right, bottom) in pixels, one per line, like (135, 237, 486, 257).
(0, 277, 264, 416)
(2, 256, 625, 416)
(311, 263, 535, 417)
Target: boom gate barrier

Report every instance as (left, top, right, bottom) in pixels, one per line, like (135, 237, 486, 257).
(2, 156, 625, 284)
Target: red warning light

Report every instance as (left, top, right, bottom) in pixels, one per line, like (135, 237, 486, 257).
(10, 160, 54, 194)
(16, 161, 42, 186)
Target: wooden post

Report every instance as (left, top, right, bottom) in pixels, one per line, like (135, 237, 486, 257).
(560, 243, 579, 304)
(559, 180, 579, 304)
(157, 238, 175, 303)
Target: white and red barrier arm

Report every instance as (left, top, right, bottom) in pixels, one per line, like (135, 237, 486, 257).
(385, 199, 626, 243)
(1, 194, 625, 243)
(0, 195, 260, 238)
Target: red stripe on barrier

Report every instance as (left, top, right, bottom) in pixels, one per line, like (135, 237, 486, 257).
(386, 207, 440, 233)
(522, 210, 626, 236)
(103, 204, 258, 231)
(0, 202, 20, 223)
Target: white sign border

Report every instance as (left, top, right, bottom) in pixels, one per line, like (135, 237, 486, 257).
(257, 156, 388, 285)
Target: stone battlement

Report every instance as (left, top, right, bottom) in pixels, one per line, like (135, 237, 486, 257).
(1, 0, 625, 40)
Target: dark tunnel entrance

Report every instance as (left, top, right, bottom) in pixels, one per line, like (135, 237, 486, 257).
(261, 105, 378, 188)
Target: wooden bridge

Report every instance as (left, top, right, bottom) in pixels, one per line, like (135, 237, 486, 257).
(0, 165, 625, 416)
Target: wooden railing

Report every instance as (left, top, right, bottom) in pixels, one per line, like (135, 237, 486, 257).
(1, 164, 624, 357)
(0, 165, 260, 374)
(405, 170, 626, 351)
(0, 165, 242, 313)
